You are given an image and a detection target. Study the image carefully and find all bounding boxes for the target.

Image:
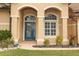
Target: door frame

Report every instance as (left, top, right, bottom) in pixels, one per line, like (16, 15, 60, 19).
(23, 15, 36, 41)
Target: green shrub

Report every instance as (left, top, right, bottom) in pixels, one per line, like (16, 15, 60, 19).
(0, 30, 14, 49)
(69, 36, 77, 46)
(56, 36, 63, 46)
(44, 38, 50, 46)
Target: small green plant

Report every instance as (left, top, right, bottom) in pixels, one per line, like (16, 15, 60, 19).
(44, 38, 50, 47)
(56, 36, 63, 46)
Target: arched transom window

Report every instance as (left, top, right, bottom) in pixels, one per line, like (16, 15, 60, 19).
(25, 15, 36, 22)
(44, 14, 57, 36)
(45, 14, 57, 20)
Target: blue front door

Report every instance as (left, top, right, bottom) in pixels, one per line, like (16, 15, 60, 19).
(25, 22, 36, 40)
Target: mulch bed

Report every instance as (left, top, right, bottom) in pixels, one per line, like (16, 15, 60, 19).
(33, 45, 79, 48)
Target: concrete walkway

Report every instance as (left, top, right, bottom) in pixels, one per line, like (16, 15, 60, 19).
(19, 47, 79, 50)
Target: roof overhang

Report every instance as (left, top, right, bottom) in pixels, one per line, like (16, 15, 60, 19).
(69, 3, 79, 17)
(0, 3, 10, 9)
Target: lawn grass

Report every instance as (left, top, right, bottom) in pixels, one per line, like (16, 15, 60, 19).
(0, 48, 79, 56)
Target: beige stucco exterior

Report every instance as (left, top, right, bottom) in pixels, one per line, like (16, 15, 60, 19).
(10, 3, 69, 45)
(1, 3, 79, 47)
(0, 9, 10, 30)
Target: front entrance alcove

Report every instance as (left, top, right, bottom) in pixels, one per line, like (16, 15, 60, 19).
(18, 7, 37, 42)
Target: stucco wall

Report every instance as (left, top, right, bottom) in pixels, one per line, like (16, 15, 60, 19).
(11, 3, 68, 18)
(0, 9, 10, 30)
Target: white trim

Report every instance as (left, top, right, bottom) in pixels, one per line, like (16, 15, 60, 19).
(37, 16, 44, 17)
(0, 23, 9, 25)
(17, 5, 39, 11)
(44, 6, 62, 12)
(23, 15, 25, 41)
(10, 15, 19, 18)
(44, 36, 57, 39)
(61, 16, 69, 19)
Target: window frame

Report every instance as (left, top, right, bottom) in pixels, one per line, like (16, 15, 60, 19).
(44, 14, 58, 37)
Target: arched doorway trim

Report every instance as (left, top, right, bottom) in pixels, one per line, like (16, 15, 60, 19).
(44, 6, 62, 12)
(17, 5, 39, 12)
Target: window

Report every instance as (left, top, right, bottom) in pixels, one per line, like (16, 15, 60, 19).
(45, 14, 57, 20)
(51, 22, 56, 35)
(25, 16, 36, 22)
(45, 14, 57, 36)
(45, 22, 50, 35)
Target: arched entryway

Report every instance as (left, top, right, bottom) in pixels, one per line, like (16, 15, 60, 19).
(19, 7, 37, 41)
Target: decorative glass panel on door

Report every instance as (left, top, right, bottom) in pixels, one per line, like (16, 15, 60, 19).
(25, 22, 36, 40)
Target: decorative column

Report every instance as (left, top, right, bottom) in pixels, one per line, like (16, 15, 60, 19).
(11, 16, 19, 45)
(36, 10, 44, 45)
(62, 17, 69, 45)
